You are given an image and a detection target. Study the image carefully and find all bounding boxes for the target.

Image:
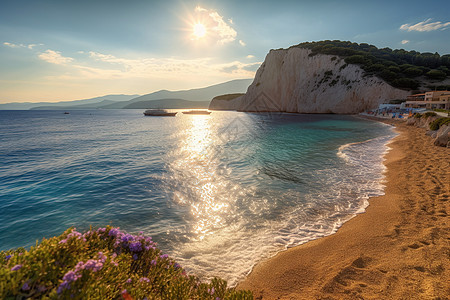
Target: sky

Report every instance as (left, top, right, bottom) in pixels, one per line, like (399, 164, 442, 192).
(1, 0, 449, 103)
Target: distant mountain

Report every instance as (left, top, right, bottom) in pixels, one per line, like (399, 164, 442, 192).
(31, 100, 119, 110)
(1, 95, 139, 110)
(123, 99, 210, 109)
(0, 79, 252, 110)
(103, 79, 252, 109)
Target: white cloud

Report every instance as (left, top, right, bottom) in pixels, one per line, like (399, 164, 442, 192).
(3, 42, 41, 49)
(209, 12, 237, 44)
(239, 40, 246, 46)
(195, 6, 207, 13)
(401, 40, 410, 44)
(47, 50, 259, 82)
(3, 42, 19, 48)
(194, 6, 237, 45)
(38, 50, 74, 65)
(400, 19, 450, 32)
(246, 55, 255, 59)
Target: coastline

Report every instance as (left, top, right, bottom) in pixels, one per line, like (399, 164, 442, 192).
(237, 118, 449, 299)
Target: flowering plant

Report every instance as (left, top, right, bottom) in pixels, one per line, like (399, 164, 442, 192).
(0, 226, 252, 299)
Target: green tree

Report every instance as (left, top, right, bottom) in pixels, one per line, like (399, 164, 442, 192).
(426, 70, 447, 80)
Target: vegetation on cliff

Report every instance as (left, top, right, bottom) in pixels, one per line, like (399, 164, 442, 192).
(0, 226, 252, 299)
(212, 93, 245, 101)
(295, 40, 450, 90)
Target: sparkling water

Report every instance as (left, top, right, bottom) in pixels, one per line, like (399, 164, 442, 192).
(0, 109, 396, 285)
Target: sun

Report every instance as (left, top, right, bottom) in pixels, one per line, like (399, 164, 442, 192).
(193, 23, 206, 38)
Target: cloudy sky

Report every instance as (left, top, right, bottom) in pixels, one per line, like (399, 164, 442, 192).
(1, 0, 449, 103)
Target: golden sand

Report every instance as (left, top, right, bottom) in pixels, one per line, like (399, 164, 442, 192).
(238, 119, 449, 299)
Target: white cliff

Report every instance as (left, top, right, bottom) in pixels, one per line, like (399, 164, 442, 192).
(227, 47, 410, 114)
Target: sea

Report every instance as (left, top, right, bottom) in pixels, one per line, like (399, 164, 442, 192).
(0, 109, 396, 286)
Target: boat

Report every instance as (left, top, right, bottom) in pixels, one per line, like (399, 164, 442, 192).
(63, 112, 70, 114)
(143, 109, 177, 116)
(182, 110, 211, 115)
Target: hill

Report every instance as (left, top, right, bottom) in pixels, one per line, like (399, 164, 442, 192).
(31, 100, 119, 110)
(1, 95, 139, 110)
(123, 99, 210, 109)
(294, 40, 450, 90)
(104, 79, 252, 109)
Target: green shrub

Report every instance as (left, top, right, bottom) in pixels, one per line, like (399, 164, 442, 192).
(388, 66, 401, 73)
(403, 67, 423, 77)
(344, 55, 367, 65)
(423, 111, 437, 118)
(429, 117, 450, 130)
(434, 109, 450, 113)
(414, 113, 423, 119)
(379, 69, 398, 81)
(366, 63, 385, 72)
(0, 226, 253, 299)
(426, 70, 447, 80)
(393, 78, 420, 89)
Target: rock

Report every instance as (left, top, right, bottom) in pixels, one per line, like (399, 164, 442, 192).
(426, 130, 437, 137)
(406, 118, 417, 126)
(433, 125, 450, 147)
(232, 47, 409, 114)
(209, 94, 245, 110)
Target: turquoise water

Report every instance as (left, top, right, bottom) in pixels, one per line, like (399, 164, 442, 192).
(0, 109, 395, 285)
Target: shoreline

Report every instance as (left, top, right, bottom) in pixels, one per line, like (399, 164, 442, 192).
(237, 118, 449, 299)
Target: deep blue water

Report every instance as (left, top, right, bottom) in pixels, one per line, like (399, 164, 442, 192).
(0, 109, 395, 285)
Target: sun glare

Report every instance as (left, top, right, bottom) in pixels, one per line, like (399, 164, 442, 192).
(193, 23, 206, 38)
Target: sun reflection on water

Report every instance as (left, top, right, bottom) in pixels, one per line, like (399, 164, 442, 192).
(170, 115, 230, 241)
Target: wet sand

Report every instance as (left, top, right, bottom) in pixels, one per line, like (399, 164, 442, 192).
(238, 119, 449, 299)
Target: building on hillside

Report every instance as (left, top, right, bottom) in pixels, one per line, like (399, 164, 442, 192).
(402, 91, 450, 110)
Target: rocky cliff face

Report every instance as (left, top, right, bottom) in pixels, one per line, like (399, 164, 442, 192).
(208, 94, 245, 110)
(216, 47, 410, 113)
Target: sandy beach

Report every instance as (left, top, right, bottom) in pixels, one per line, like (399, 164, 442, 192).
(238, 119, 449, 299)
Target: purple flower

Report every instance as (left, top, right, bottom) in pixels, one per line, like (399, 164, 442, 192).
(121, 234, 134, 243)
(126, 278, 132, 283)
(94, 262, 103, 271)
(84, 260, 96, 270)
(129, 241, 142, 252)
(174, 263, 181, 269)
(97, 227, 106, 233)
(5, 255, 12, 261)
(57, 282, 69, 294)
(151, 259, 157, 266)
(11, 264, 22, 271)
(62, 271, 80, 283)
(139, 277, 150, 283)
(132, 254, 138, 260)
(108, 228, 120, 237)
(59, 239, 67, 244)
(121, 289, 127, 294)
(98, 252, 107, 263)
(208, 287, 215, 295)
(22, 282, 30, 291)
